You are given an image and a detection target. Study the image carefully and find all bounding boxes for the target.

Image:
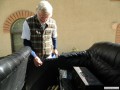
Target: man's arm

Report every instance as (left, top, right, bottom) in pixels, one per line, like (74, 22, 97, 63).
(52, 37, 57, 50)
(22, 21, 37, 57)
(52, 20, 58, 56)
(23, 39, 37, 57)
(52, 37, 58, 56)
(22, 20, 43, 67)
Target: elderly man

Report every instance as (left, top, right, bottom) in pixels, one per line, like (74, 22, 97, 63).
(21, 0, 58, 67)
(21, 0, 58, 90)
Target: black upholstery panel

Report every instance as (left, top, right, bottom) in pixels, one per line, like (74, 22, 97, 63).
(88, 42, 120, 66)
(0, 46, 31, 90)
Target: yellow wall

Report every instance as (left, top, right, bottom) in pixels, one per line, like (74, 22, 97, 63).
(0, 0, 120, 56)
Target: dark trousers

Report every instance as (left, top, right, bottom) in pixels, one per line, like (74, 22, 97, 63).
(24, 56, 59, 90)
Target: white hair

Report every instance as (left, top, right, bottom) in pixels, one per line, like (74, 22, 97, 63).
(36, 0, 53, 17)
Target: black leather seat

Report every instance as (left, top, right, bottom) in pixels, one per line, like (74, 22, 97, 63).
(45, 42, 120, 87)
(0, 46, 31, 90)
(87, 42, 120, 85)
(1, 42, 119, 90)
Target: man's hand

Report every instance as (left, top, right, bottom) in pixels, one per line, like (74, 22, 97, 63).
(52, 49, 58, 57)
(33, 56, 43, 67)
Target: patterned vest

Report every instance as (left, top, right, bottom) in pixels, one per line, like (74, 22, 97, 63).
(26, 15, 56, 57)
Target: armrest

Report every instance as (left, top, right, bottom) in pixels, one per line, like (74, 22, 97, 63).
(73, 67, 103, 90)
(0, 46, 31, 90)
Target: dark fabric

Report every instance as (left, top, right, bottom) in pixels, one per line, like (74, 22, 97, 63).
(60, 78, 73, 90)
(44, 42, 120, 86)
(90, 57, 120, 86)
(24, 39, 31, 47)
(114, 52, 120, 69)
(88, 42, 120, 66)
(52, 38, 57, 49)
(44, 51, 91, 69)
(23, 39, 33, 50)
(25, 56, 59, 90)
(87, 42, 120, 86)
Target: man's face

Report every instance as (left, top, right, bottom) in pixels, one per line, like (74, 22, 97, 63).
(37, 11, 51, 24)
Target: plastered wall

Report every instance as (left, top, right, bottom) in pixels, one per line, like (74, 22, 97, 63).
(0, 0, 120, 56)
